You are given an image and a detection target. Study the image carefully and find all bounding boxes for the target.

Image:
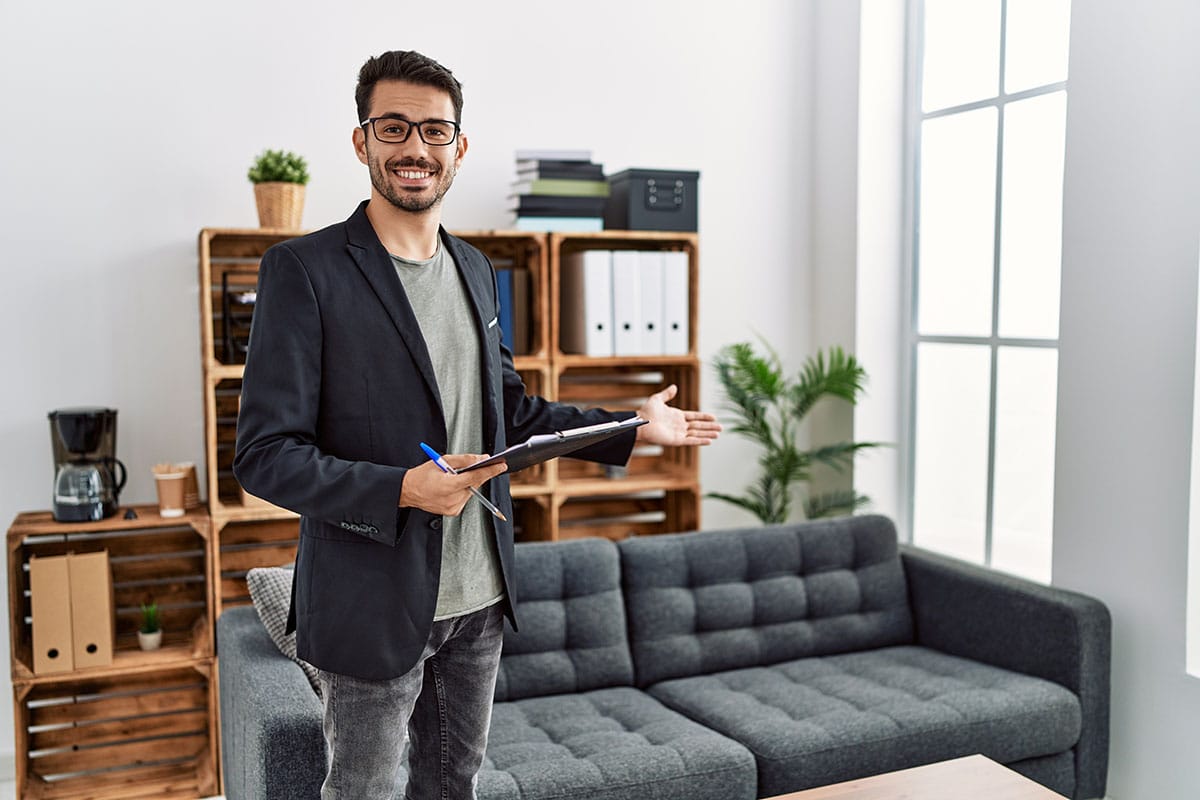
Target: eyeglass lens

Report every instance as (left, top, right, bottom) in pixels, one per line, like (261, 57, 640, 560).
(371, 119, 457, 145)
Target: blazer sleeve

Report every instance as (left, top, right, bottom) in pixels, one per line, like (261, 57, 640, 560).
(233, 243, 408, 546)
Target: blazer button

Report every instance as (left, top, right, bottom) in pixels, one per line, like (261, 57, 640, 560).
(430, 519, 442, 530)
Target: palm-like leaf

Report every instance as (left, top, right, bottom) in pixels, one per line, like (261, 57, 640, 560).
(804, 490, 872, 520)
(790, 346, 868, 420)
(804, 441, 883, 473)
(710, 340, 883, 526)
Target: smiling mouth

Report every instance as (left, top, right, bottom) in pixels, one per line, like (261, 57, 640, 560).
(394, 169, 434, 181)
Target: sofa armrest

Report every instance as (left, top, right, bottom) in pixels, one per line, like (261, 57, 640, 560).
(900, 544, 1111, 799)
(217, 605, 326, 800)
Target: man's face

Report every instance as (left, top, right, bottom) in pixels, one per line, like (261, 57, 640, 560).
(353, 79, 467, 214)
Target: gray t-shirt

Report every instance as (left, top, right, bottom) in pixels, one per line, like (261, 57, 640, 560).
(392, 243, 505, 620)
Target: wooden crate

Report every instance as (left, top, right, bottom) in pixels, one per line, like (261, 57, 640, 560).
(213, 517, 300, 616)
(7, 508, 211, 684)
(554, 361, 700, 487)
(13, 664, 218, 799)
(454, 230, 550, 359)
(549, 230, 699, 360)
(556, 488, 700, 541)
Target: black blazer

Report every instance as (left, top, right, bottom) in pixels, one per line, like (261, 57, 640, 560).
(234, 200, 635, 679)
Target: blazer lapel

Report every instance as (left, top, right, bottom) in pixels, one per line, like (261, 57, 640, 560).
(343, 201, 443, 416)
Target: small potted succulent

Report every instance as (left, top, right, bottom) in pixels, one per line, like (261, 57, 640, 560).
(247, 149, 310, 229)
(138, 602, 162, 651)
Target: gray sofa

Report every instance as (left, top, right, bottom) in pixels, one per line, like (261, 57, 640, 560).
(217, 515, 1110, 799)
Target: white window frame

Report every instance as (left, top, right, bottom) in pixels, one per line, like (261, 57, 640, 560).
(903, 0, 1065, 570)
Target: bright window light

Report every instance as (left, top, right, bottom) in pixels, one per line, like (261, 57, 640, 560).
(921, 0, 1001, 112)
(1004, 0, 1072, 94)
(918, 108, 998, 337)
(908, 0, 1070, 582)
(999, 92, 1067, 339)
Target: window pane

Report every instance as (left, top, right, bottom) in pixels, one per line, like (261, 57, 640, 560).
(913, 343, 991, 563)
(998, 92, 1067, 339)
(918, 108, 997, 337)
(1004, 0, 1072, 93)
(922, 0, 1001, 112)
(991, 347, 1057, 582)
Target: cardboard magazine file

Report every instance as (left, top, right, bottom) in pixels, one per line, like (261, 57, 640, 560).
(29, 554, 74, 674)
(68, 550, 115, 668)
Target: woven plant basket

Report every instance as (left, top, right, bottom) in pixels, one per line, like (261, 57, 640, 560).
(254, 181, 305, 229)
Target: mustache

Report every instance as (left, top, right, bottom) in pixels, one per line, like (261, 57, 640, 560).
(386, 157, 440, 172)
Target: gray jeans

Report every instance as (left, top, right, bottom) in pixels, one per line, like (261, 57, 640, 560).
(317, 603, 505, 800)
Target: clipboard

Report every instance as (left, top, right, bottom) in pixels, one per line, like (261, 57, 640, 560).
(460, 417, 648, 474)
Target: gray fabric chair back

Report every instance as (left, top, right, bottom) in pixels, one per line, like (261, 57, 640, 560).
(619, 515, 914, 686)
(496, 537, 635, 701)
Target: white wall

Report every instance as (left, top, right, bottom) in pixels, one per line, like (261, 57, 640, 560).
(1053, 0, 1200, 797)
(0, 0, 818, 761)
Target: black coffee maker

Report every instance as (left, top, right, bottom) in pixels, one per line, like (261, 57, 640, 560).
(49, 408, 127, 522)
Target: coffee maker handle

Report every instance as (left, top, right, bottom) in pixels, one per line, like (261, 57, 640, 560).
(110, 458, 128, 494)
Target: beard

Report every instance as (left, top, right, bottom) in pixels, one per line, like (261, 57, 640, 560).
(368, 151, 457, 213)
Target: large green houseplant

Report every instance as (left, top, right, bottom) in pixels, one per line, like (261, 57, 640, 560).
(708, 341, 881, 524)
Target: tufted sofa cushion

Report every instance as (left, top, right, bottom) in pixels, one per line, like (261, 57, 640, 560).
(471, 688, 757, 800)
(618, 515, 915, 686)
(496, 538, 635, 701)
(647, 645, 1082, 796)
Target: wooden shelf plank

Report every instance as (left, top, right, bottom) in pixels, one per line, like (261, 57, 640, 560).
(7, 507, 208, 540)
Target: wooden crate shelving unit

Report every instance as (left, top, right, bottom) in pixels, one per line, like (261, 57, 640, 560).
(196, 227, 701, 552)
(542, 231, 702, 541)
(7, 506, 218, 800)
(198, 229, 304, 624)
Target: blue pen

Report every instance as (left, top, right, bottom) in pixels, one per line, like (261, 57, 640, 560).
(419, 442, 507, 522)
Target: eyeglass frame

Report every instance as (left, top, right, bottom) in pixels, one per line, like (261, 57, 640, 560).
(359, 115, 462, 146)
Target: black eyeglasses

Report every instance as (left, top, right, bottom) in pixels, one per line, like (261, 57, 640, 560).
(360, 116, 460, 146)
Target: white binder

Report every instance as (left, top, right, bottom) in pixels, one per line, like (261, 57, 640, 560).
(662, 251, 690, 355)
(560, 250, 613, 356)
(612, 250, 643, 356)
(638, 251, 665, 355)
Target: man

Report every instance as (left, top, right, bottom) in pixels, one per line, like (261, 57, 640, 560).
(234, 50, 720, 800)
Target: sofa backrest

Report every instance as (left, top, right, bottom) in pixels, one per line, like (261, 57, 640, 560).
(495, 537, 634, 701)
(618, 515, 914, 686)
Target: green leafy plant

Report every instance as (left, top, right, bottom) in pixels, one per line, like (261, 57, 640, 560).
(708, 341, 882, 525)
(247, 149, 310, 185)
(140, 602, 160, 635)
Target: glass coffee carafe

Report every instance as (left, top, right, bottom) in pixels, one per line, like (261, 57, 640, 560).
(48, 408, 127, 522)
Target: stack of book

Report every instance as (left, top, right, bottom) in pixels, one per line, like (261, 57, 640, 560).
(511, 149, 608, 232)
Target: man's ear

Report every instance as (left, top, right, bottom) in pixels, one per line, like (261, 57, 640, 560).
(353, 126, 369, 165)
(455, 132, 469, 169)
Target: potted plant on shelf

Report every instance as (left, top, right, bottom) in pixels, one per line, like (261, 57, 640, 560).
(247, 149, 310, 229)
(708, 341, 883, 524)
(138, 602, 162, 651)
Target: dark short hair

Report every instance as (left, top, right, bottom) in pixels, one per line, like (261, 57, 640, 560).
(355, 51, 464, 124)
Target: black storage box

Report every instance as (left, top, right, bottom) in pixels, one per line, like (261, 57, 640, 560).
(604, 169, 699, 232)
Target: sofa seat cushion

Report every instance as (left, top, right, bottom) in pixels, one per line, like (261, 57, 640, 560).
(647, 645, 1081, 796)
(473, 686, 757, 800)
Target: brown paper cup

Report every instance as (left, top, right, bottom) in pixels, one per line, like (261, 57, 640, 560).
(155, 473, 187, 518)
(177, 462, 200, 509)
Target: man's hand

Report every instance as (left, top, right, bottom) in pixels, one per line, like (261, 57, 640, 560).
(634, 384, 722, 446)
(399, 454, 507, 516)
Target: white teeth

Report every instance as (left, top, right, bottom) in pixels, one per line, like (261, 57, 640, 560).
(397, 170, 431, 179)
